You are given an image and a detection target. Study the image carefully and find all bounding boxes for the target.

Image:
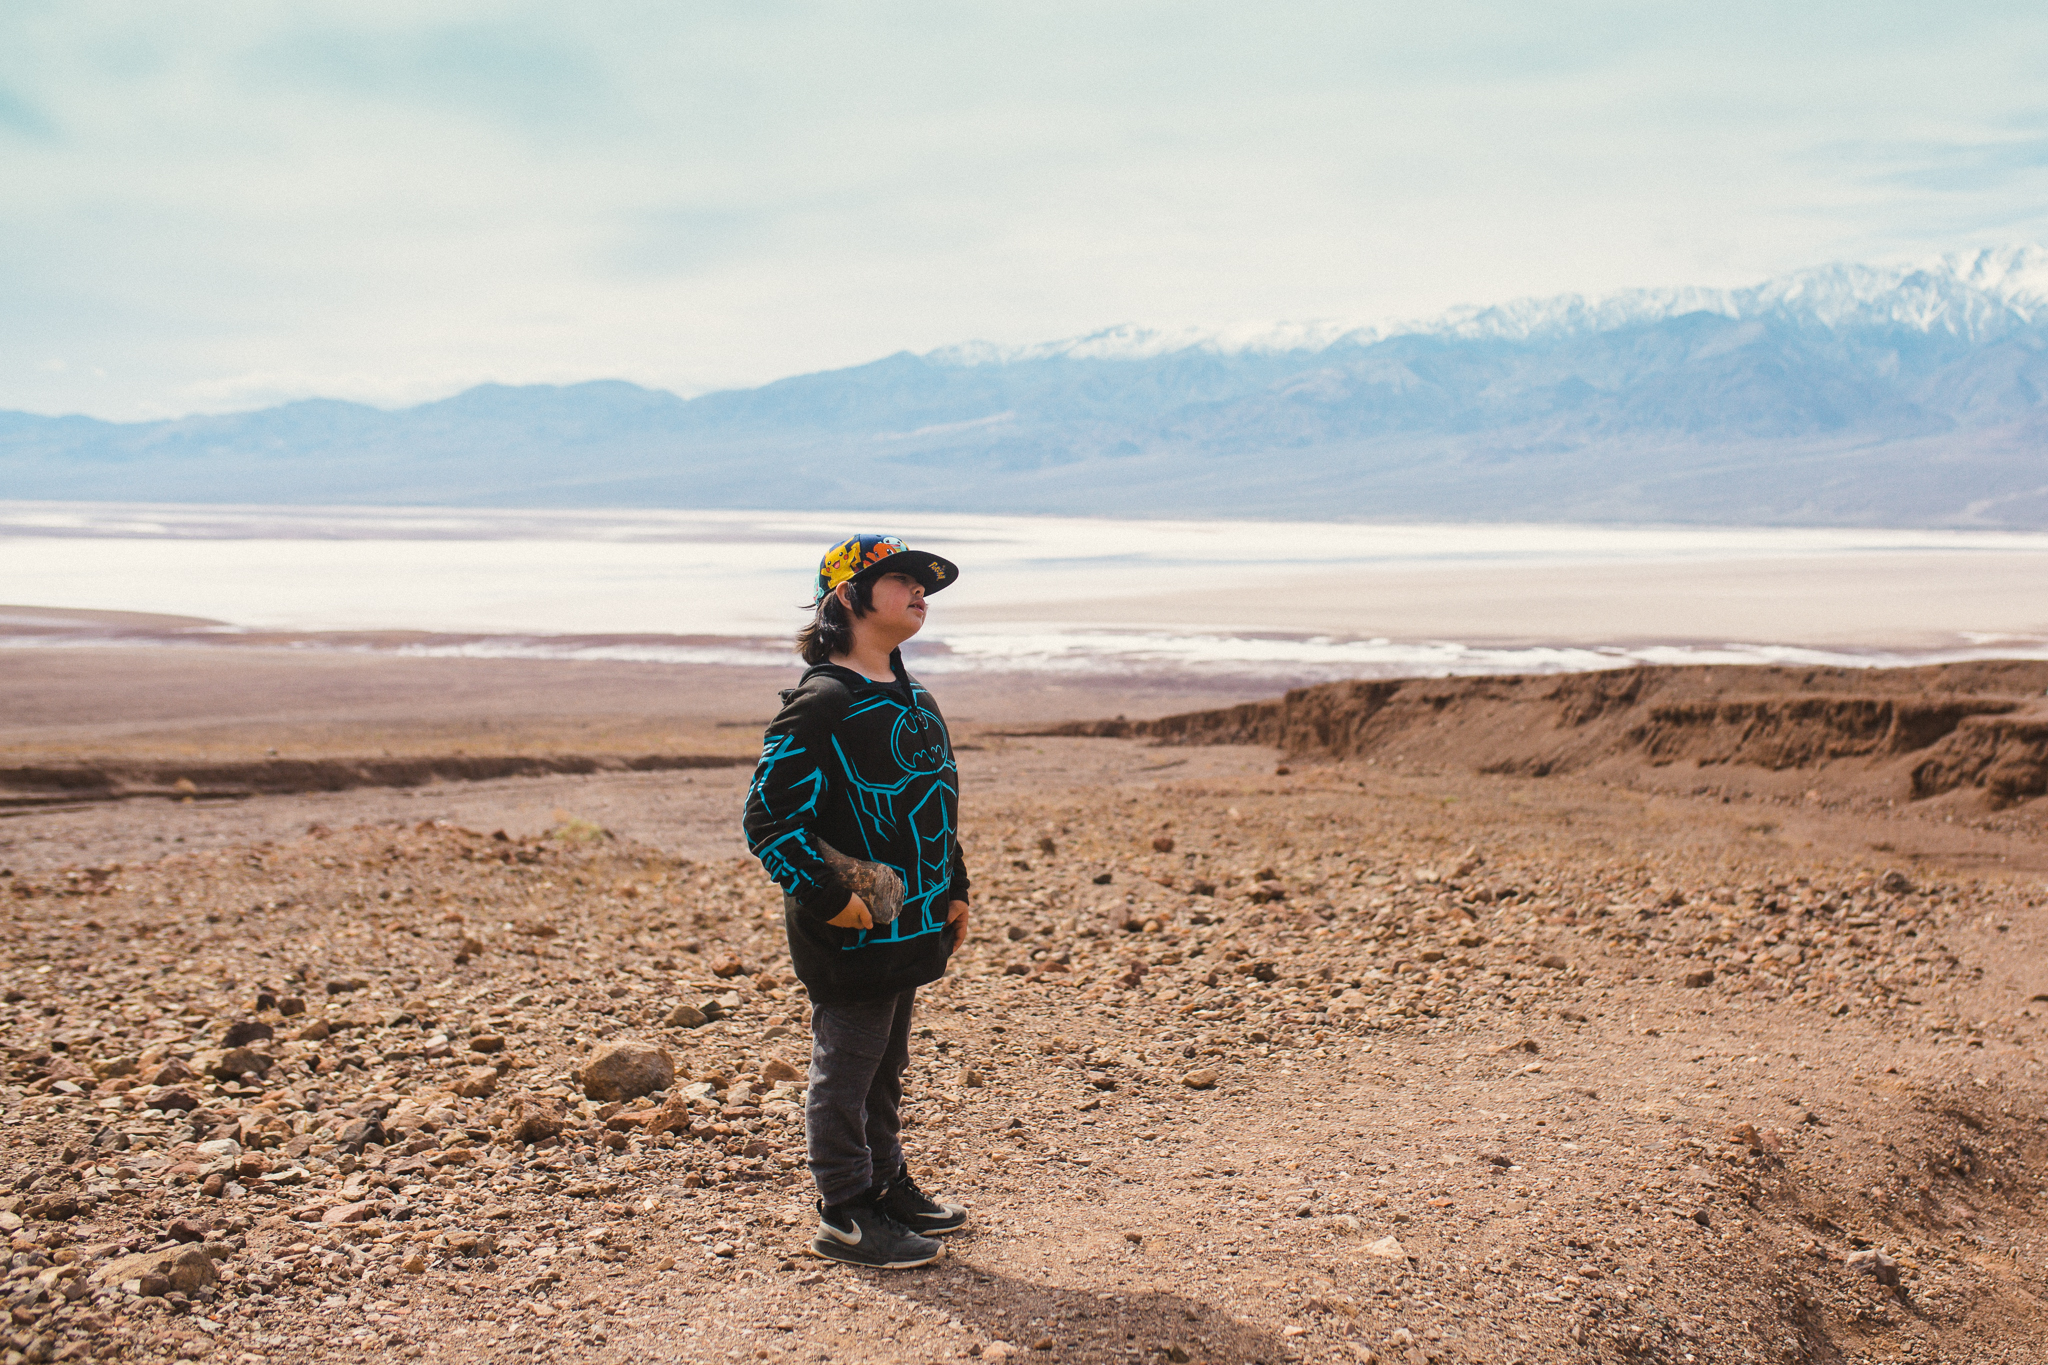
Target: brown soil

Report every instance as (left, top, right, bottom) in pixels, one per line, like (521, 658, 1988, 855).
(5, 661, 2048, 1365)
(0, 638, 1285, 767)
(0, 754, 752, 814)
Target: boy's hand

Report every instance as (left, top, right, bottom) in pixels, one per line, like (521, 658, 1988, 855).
(944, 899, 969, 949)
(827, 894, 874, 930)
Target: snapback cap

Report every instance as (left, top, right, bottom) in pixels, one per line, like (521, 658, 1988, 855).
(815, 534, 959, 601)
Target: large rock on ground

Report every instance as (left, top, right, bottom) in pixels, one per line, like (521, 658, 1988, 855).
(213, 1047, 273, 1080)
(221, 1020, 274, 1048)
(493, 1093, 568, 1145)
(575, 1041, 675, 1102)
(95, 1245, 217, 1296)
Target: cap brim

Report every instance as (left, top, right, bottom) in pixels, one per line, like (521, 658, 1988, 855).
(852, 549, 959, 593)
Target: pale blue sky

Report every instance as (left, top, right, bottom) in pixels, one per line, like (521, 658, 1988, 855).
(4, 1, 2046, 419)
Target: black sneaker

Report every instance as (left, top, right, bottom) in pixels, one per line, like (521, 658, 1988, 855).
(876, 1165, 969, 1235)
(811, 1196, 942, 1269)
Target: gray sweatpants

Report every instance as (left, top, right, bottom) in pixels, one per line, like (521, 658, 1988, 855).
(806, 988, 916, 1206)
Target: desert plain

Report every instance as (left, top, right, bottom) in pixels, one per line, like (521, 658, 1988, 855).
(4, 639, 2048, 1365)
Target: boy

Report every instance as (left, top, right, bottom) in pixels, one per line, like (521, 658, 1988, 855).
(742, 534, 972, 1269)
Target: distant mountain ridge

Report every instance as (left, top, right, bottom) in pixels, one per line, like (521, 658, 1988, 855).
(938, 246, 2048, 360)
(5, 247, 2047, 527)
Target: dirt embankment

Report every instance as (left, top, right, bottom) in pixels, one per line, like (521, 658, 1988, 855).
(0, 754, 752, 811)
(1041, 660, 2048, 808)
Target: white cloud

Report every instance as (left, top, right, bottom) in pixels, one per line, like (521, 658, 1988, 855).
(3, 0, 2047, 419)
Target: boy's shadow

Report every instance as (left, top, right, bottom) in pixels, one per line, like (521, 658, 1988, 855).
(879, 1256, 1298, 1364)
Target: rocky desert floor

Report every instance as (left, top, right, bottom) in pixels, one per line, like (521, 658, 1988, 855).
(7, 680, 2048, 1364)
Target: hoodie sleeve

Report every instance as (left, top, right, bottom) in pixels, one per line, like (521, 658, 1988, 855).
(946, 844, 970, 907)
(743, 675, 854, 922)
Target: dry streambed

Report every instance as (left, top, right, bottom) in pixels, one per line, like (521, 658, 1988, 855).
(3, 766, 2048, 1364)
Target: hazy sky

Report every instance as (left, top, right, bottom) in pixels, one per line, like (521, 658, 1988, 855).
(6, 1, 2047, 420)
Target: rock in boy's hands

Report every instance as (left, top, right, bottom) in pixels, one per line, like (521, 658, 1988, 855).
(827, 894, 875, 930)
(944, 899, 969, 949)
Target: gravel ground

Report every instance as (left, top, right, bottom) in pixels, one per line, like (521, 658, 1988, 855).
(5, 740, 2048, 1364)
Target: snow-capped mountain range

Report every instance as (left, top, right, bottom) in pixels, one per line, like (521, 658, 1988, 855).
(934, 246, 2048, 365)
(5, 247, 2048, 528)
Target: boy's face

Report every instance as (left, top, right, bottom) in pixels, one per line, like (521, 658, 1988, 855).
(850, 571, 927, 642)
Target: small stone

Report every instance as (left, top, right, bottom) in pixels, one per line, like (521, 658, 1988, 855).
(401, 1253, 427, 1275)
(1845, 1248, 1901, 1286)
(760, 1056, 805, 1084)
(1479, 1151, 1513, 1168)
(1364, 1235, 1407, 1260)
(1682, 969, 1715, 988)
(1032, 1339, 1054, 1352)
(984, 1343, 1014, 1363)
(576, 1041, 676, 1102)
(960, 1068, 986, 1088)
(1879, 869, 1914, 894)
(151, 1087, 202, 1113)
(221, 1020, 274, 1048)
(336, 1119, 386, 1150)
(200, 1173, 225, 1198)
(469, 1033, 506, 1054)
(1181, 1068, 1219, 1090)
(296, 1020, 330, 1041)
(277, 996, 306, 1017)
(663, 1003, 708, 1029)
(1123, 1231, 1142, 1244)
(149, 1058, 196, 1086)
(454, 1067, 500, 1098)
(167, 1217, 209, 1243)
(214, 1046, 273, 1080)
(1151, 836, 1175, 853)
(1538, 954, 1568, 970)
(711, 956, 746, 979)
(1092, 872, 1113, 885)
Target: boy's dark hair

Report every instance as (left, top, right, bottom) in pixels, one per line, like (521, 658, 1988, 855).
(796, 578, 874, 665)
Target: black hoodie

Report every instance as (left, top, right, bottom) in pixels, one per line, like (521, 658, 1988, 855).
(742, 655, 970, 1005)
